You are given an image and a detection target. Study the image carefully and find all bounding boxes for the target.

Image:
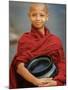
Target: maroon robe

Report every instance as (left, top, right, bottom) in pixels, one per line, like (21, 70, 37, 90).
(9, 26, 66, 89)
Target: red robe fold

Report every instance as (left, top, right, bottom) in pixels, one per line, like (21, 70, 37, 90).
(9, 26, 66, 89)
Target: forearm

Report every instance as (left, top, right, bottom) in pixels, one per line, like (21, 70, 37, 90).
(16, 63, 38, 85)
(16, 63, 58, 87)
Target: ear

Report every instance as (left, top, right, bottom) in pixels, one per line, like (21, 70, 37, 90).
(28, 12, 31, 20)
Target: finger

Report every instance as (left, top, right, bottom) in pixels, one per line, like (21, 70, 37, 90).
(43, 80, 52, 84)
(42, 83, 52, 87)
(49, 77, 53, 79)
(38, 84, 48, 87)
(43, 77, 53, 81)
(38, 83, 47, 87)
(39, 83, 51, 87)
(44, 79, 53, 82)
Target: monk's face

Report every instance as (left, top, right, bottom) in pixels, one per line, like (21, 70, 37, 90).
(29, 4, 48, 29)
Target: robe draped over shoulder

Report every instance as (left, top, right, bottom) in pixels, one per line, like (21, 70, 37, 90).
(9, 26, 66, 89)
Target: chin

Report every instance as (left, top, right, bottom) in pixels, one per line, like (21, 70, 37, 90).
(33, 25, 44, 29)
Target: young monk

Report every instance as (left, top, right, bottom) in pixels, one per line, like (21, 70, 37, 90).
(9, 3, 66, 89)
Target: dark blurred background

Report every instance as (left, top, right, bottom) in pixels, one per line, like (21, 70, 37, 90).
(9, 1, 66, 65)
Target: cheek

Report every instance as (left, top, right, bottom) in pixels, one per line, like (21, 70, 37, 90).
(42, 17, 47, 22)
(43, 18, 46, 21)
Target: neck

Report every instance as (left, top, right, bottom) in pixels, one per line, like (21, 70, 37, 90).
(32, 25, 45, 35)
(38, 27, 45, 35)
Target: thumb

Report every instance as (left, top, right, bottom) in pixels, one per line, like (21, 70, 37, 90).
(49, 77, 53, 79)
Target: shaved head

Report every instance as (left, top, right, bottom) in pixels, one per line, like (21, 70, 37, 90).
(29, 3, 48, 15)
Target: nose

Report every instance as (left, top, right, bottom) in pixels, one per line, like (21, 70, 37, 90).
(36, 15, 40, 21)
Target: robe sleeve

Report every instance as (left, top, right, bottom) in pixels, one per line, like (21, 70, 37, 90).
(13, 34, 34, 70)
(53, 45, 66, 86)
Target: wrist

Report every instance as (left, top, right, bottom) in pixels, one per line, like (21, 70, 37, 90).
(31, 78, 39, 86)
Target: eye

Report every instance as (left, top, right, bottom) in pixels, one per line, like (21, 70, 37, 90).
(40, 14, 45, 17)
(32, 13, 37, 17)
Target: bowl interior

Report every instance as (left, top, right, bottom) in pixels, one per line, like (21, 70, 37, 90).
(28, 57, 52, 74)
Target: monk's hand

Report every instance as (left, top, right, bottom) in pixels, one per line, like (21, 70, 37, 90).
(33, 77, 53, 87)
(39, 79, 57, 87)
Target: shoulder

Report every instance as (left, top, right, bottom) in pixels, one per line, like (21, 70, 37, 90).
(51, 34, 61, 41)
(51, 34, 63, 46)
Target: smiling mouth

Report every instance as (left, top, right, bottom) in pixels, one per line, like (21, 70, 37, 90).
(35, 22, 41, 24)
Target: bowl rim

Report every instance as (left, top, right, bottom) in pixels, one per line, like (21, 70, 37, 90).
(26, 56, 53, 76)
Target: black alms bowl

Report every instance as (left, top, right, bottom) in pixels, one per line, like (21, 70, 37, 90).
(26, 56, 57, 78)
